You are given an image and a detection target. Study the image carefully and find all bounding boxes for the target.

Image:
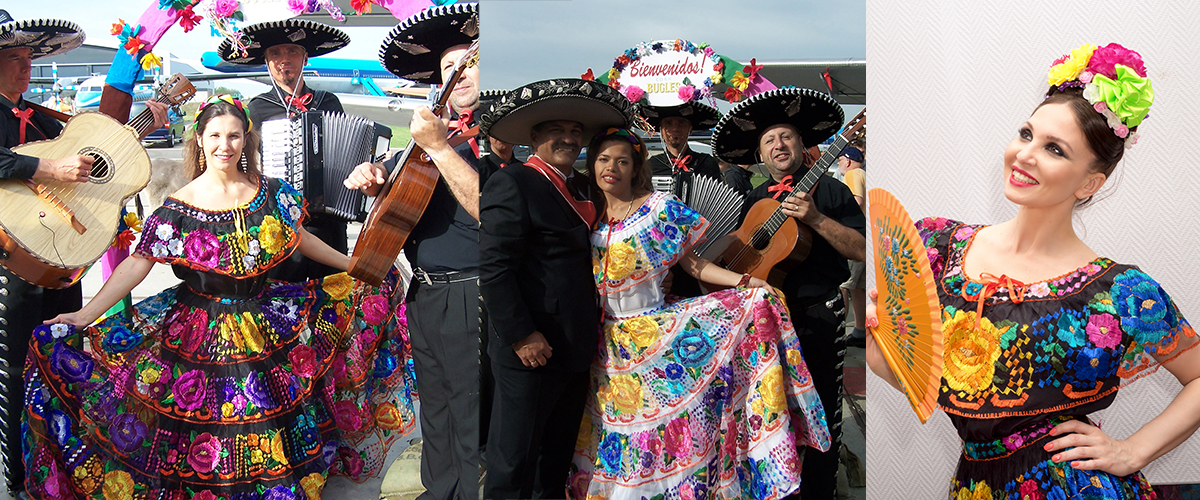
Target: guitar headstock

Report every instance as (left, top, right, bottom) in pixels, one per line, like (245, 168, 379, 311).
(842, 108, 866, 142)
(157, 74, 197, 107)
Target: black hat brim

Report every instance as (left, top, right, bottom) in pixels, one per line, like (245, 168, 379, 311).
(217, 19, 348, 66)
(640, 101, 720, 130)
(0, 18, 84, 59)
(481, 79, 633, 147)
(379, 3, 479, 84)
(711, 88, 844, 165)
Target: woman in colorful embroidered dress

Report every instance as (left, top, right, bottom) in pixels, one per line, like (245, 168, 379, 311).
(22, 95, 417, 500)
(867, 44, 1200, 499)
(569, 128, 829, 500)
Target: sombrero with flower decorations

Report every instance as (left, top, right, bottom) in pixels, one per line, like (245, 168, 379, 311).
(379, 2, 478, 84)
(711, 87, 843, 165)
(481, 78, 633, 147)
(0, 10, 84, 59)
(217, 18, 349, 66)
(639, 101, 720, 131)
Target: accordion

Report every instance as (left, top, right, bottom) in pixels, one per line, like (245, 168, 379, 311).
(261, 111, 392, 222)
(652, 173, 745, 256)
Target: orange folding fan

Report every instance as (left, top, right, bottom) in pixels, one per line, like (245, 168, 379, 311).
(867, 188, 943, 423)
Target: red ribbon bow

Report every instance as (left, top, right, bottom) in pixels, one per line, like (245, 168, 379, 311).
(670, 154, 691, 173)
(767, 175, 794, 201)
(450, 109, 474, 136)
(285, 92, 313, 112)
(12, 108, 34, 144)
(960, 272, 1027, 329)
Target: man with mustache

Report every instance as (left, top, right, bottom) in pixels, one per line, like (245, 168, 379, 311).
(344, 4, 485, 498)
(714, 88, 865, 499)
(218, 18, 350, 282)
(479, 78, 631, 499)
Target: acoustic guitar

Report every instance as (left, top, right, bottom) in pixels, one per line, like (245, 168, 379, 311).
(4, 74, 195, 288)
(349, 41, 479, 286)
(701, 108, 866, 287)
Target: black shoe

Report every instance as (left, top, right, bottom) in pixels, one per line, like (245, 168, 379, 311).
(846, 328, 866, 348)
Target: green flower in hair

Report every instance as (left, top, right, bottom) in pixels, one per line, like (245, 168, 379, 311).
(1087, 65, 1153, 128)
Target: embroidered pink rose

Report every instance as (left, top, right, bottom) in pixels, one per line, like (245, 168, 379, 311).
(1086, 313, 1121, 349)
(183, 228, 221, 268)
(289, 344, 318, 378)
(193, 491, 218, 500)
(1019, 479, 1045, 500)
(361, 294, 389, 325)
(338, 447, 365, 477)
(187, 432, 222, 473)
(172, 369, 207, 411)
(953, 226, 976, 241)
(663, 417, 692, 457)
(334, 401, 364, 432)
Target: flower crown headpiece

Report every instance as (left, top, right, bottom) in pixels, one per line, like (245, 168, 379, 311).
(193, 94, 253, 132)
(597, 127, 645, 155)
(1046, 43, 1153, 149)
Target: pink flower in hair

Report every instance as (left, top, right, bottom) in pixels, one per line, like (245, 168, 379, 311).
(1087, 43, 1147, 79)
(1114, 124, 1129, 138)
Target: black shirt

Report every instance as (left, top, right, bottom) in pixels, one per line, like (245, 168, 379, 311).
(479, 151, 513, 190)
(724, 165, 755, 197)
(648, 150, 722, 199)
(247, 85, 343, 134)
(386, 139, 490, 273)
(743, 173, 865, 303)
(0, 95, 63, 179)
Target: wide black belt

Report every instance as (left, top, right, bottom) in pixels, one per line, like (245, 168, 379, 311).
(413, 268, 479, 286)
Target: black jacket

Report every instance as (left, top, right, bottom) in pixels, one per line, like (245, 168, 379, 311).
(479, 163, 599, 372)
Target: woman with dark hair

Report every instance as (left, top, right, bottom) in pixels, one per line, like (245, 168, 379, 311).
(868, 44, 1199, 499)
(21, 95, 416, 499)
(570, 128, 829, 499)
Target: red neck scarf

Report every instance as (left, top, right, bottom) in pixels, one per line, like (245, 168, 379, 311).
(669, 154, 691, 172)
(285, 92, 313, 113)
(768, 175, 794, 201)
(526, 155, 596, 227)
(12, 107, 35, 144)
(449, 110, 479, 157)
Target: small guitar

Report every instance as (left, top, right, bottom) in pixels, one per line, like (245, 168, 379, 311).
(701, 108, 866, 287)
(349, 41, 480, 286)
(4, 74, 195, 288)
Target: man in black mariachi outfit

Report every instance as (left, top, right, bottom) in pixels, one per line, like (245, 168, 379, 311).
(218, 18, 350, 282)
(713, 87, 865, 500)
(344, 4, 485, 499)
(0, 10, 164, 497)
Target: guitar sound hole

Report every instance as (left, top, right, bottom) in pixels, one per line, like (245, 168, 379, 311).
(79, 147, 114, 184)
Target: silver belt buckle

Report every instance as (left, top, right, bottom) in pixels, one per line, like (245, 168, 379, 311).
(415, 268, 432, 286)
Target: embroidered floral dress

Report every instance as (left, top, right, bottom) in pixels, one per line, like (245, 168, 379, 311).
(570, 192, 829, 500)
(918, 218, 1199, 500)
(22, 177, 417, 500)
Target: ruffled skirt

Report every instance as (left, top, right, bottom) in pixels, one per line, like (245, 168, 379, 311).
(22, 271, 417, 500)
(571, 288, 829, 500)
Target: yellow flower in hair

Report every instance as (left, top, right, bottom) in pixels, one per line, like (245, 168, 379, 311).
(604, 241, 638, 281)
(1047, 43, 1096, 86)
(258, 215, 286, 255)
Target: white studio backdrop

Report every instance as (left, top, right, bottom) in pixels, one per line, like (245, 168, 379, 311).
(865, 1, 1200, 498)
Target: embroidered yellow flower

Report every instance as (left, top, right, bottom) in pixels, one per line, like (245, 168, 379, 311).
(271, 431, 289, 464)
(323, 273, 354, 301)
(1047, 43, 1096, 85)
(141, 367, 161, 384)
(603, 241, 638, 281)
(620, 317, 660, 349)
(606, 323, 630, 350)
(102, 470, 135, 500)
(759, 365, 787, 414)
(942, 309, 1005, 396)
(258, 215, 287, 255)
(241, 311, 264, 354)
(222, 402, 236, 417)
(250, 449, 265, 464)
(220, 313, 245, 351)
(592, 257, 602, 278)
(786, 348, 803, 367)
(609, 374, 643, 414)
(954, 481, 992, 500)
(301, 472, 327, 500)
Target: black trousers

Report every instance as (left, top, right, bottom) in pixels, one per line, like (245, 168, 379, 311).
(0, 268, 81, 493)
(268, 214, 347, 282)
(787, 292, 846, 500)
(407, 277, 482, 500)
(484, 364, 588, 500)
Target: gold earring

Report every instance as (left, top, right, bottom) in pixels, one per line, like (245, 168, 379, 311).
(198, 153, 206, 173)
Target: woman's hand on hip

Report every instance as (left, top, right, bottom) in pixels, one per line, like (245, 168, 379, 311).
(1046, 419, 1145, 477)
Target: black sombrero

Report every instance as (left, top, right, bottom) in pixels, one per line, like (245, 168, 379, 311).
(380, 3, 478, 84)
(711, 87, 844, 165)
(481, 78, 633, 147)
(0, 10, 84, 59)
(217, 19, 349, 66)
(639, 101, 720, 131)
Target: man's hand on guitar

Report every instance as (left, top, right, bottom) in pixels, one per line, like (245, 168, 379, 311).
(780, 191, 825, 226)
(410, 106, 451, 155)
(344, 161, 388, 197)
(513, 330, 553, 368)
(33, 154, 95, 183)
(146, 100, 170, 131)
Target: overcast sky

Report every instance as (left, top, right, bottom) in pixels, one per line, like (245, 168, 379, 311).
(16, 0, 864, 99)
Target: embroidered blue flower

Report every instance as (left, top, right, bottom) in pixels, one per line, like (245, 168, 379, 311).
(104, 325, 144, 354)
(1053, 309, 1088, 348)
(1112, 269, 1177, 346)
(599, 432, 623, 473)
(672, 327, 715, 368)
(1069, 346, 1112, 384)
(963, 281, 984, 297)
(663, 199, 700, 226)
(374, 349, 398, 378)
(664, 362, 684, 380)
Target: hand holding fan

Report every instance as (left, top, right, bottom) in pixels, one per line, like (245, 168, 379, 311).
(867, 188, 943, 423)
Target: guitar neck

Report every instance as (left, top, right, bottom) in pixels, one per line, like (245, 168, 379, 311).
(755, 134, 852, 239)
(127, 94, 174, 140)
